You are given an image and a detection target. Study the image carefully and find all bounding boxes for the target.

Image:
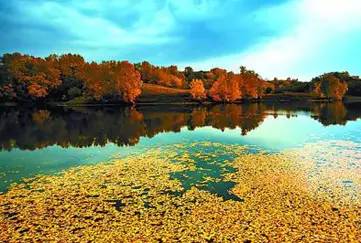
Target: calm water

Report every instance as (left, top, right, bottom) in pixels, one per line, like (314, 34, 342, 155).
(1, 102, 361, 194)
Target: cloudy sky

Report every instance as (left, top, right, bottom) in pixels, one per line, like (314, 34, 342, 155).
(1, 0, 360, 80)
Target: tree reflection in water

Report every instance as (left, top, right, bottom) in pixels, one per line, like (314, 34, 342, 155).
(1, 102, 361, 151)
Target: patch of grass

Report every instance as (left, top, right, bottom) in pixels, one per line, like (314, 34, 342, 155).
(64, 96, 93, 105)
(141, 83, 189, 95)
(138, 83, 193, 103)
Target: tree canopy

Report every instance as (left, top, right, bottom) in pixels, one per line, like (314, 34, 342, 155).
(0, 52, 358, 104)
(312, 73, 348, 100)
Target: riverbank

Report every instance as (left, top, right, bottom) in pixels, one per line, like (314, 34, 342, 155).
(2, 95, 359, 107)
(1, 142, 360, 241)
(2, 83, 359, 107)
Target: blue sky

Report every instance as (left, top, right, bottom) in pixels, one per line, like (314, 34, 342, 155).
(1, 0, 361, 80)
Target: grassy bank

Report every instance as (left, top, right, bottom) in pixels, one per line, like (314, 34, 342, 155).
(1, 84, 359, 107)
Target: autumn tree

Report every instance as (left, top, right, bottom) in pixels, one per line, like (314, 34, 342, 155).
(83, 61, 142, 103)
(189, 79, 206, 100)
(209, 72, 242, 102)
(0, 56, 16, 101)
(113, 61, 142, 104)
(239, 66, 264, 99)
(138, 62, 185, 88)
(312, 73, 348, 100)
(207, 66, 266, 102)
(202, 68, 227, 90)
(183, 67, 211, 88)
(2, 53, 61, 100)
(139, 61, 154, 82)
(2, 52, 359, 105)
(41, 54, 87, 101)
(331, 72, 361, 96)
(82, 62, 105, 100)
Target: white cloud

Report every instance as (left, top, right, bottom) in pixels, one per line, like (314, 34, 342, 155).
(184, 0, 361, 80)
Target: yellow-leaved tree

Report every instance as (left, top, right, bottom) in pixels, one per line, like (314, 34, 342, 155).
(190, 79, 206, 100)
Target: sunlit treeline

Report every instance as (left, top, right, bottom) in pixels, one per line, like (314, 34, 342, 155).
(0, 53, 141, 103)
(0, 102, 359, 151)
(0, 53, 359, 103)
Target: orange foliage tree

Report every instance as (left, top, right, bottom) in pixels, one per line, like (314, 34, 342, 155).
(57, 54, 85, 78)
(239, 66, 264, 99)
(207, 67, 265, 102)
(4, 52, 355, 105)
(209, 72, 242, 102)
(83, 61, 142, 103)
(82, 62, 106, 100)
(4, 53, 61, 99)
(312, 74, 348, 100)
(54, 54, 86, 100)
(114, 61, 142, 104)
(189, 79, 206, 100)
(138, 62, 185, 88)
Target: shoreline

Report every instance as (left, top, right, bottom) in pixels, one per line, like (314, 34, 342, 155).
(1, 95, 361, 108)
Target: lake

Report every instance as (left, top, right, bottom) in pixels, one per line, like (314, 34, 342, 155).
(1, 102, 361, 241)
(1, 102, 361, 192)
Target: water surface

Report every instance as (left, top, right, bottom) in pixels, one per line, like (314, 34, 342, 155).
(1, 101, 361, 193)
